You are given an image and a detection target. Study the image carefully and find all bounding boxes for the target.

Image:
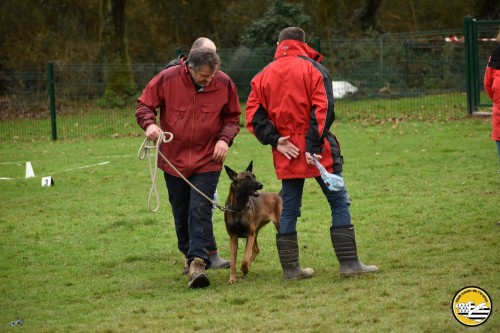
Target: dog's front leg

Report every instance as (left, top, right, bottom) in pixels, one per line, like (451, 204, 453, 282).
(242, 233, 255, 276)
(228, 235, 238, 284)
(249, 237, 260, 266)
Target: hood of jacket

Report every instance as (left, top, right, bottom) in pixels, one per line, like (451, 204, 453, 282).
(274, 39, 323, 63)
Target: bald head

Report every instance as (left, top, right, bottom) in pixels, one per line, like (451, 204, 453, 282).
(190, 37, 216, 52)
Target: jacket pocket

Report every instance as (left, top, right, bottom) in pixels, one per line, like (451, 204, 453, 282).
(200, 105, 220, 123)
(192, 105, 221, 143)
(170, 105, 189, 120)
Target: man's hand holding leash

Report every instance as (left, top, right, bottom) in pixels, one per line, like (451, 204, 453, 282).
(145, 124, 162, 142)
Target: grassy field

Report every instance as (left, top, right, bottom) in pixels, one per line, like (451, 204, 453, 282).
(0, 117, 499, 332)
(0, 91, 477, 142)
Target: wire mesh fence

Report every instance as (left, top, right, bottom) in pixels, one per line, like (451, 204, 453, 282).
(0, 29, 498, 143)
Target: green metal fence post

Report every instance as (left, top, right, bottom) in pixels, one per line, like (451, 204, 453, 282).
(379, 35, 384, 93)
(471, 18, 480, 109)
(48, 62, 57, 140)
(464, 16, 478, 115)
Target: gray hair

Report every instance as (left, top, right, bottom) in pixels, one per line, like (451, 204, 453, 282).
(188, 47, 221, 71)
(278, 27, 306, 42)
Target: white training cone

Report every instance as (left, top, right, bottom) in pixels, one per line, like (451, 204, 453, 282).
(25, 161, 35, 178)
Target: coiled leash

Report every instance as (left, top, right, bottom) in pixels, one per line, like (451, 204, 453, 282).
(137, 131, 228, 212)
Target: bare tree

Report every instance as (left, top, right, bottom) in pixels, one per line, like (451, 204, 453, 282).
(358, 0, 384, 34)
(99, 0, 136, 102)
(475, 0, 500, 20)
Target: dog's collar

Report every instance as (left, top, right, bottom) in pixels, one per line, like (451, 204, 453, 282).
(224, 196, 255, 215)
(224, 204, 242, 214)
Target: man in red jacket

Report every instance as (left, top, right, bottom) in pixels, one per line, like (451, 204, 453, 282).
(136, 48, 241, 288)
(246, 27, 378, 280)
(164, 37, 231, 274)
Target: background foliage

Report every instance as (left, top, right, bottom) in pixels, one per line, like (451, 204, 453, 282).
(0, 0, 498, 72)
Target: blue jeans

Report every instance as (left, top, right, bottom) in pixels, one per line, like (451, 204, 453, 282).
(164, 171, 220, 265)
(496, 141, 500, 164)
(279, 175, 352, 234)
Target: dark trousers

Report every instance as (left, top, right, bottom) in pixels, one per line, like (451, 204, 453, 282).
(279, 175, 352, 234)
(164, 171, 220, 265)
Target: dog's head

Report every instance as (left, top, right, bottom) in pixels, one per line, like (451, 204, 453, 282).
(224, 161, 263, 197)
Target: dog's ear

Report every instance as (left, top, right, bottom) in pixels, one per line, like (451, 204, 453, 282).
(246, 161, 253, 173)
(224, 165, 238, 181)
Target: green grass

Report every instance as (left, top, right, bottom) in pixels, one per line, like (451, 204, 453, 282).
(336, 92, 468, 121)
(0, 118, 499, 332)
(0, 92, 481, 143)
(0, 107, 141, 142)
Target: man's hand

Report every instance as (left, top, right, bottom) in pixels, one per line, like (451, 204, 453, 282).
(213, 140, 229, 163)
(276, 136, 300, 160)
(145, 124, 162, 142)
(305, 152, 322, 165)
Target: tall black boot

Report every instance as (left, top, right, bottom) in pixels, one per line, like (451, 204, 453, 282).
(330, 225, 378, 278)
(276, 232, 314, 280)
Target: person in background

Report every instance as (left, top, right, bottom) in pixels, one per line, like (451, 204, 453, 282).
(246, 27, 378, 280)
(164, 37, 230, 273)
(165, 37, 216, 69)
(483, 29, 500, 176)
(136, 47, 241, 288)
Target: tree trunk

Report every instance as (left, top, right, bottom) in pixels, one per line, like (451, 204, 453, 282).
(475, 0, 500, 20)
(359, 0, 384, 34)
(99, 0, 136, 102)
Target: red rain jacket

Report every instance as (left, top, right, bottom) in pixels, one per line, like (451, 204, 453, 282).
(246, 39, 343, 180)
(136, 62, 241, 177)
(484, 46, 500, 141)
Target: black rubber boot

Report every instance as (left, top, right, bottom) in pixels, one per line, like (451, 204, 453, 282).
(276, 232, 314, 280)
(330, 225, 378, 278)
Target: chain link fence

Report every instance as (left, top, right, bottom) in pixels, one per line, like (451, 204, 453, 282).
(1, 29, 498, 142)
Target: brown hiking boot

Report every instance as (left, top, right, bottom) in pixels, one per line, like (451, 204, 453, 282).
(183, 253, 229, 274)
(188, 257, 210, 289)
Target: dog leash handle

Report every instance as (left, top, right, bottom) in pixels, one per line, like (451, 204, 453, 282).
(138, 131, 173, 212)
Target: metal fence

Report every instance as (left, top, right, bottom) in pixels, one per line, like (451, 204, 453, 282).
(464, 17, 500, 113)
(1, 27, 498, 142)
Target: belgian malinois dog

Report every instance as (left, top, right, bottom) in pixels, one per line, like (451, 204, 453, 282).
(223, 161, 281, 284)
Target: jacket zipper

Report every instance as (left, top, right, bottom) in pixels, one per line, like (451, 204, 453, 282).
(188, 93, 196, 176)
